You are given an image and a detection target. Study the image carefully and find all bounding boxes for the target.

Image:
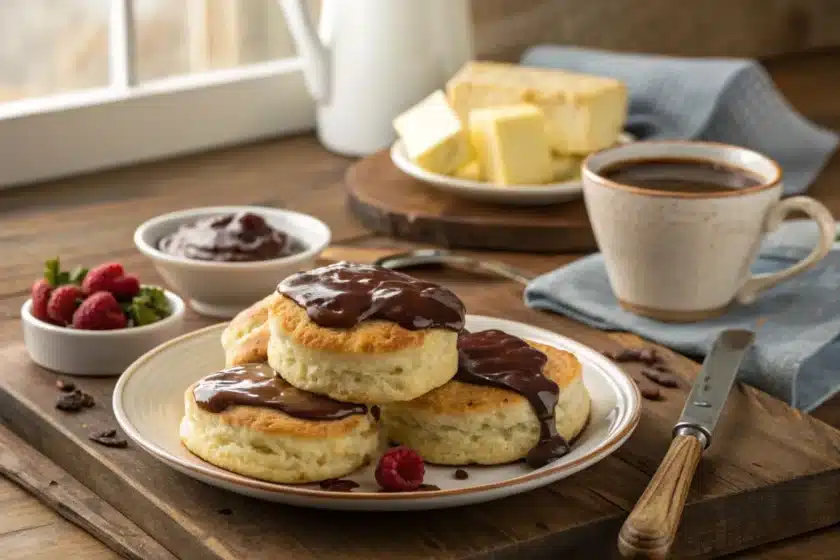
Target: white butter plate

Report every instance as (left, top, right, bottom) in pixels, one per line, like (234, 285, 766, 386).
(390, 133, 634, 206)
(113, 315, 640, 511)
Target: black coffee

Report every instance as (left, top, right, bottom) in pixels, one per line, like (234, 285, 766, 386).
(600, 158, 763, 194)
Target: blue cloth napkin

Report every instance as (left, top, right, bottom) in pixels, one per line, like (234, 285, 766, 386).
(524, 221, 840, 412)
(521, 45, 839, 194)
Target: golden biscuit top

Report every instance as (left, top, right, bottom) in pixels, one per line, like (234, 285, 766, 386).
(270, 295, 449, 354)
(221, 292, 279, 366)
(395, 341, 583, 415)
(185, 381, 372, 439)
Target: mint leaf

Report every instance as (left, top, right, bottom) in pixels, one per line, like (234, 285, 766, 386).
(70, 266, 88, 285)
(44, 258, 61, 286)
(128, 286, 172, 326)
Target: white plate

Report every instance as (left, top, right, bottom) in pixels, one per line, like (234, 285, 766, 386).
(390, 133, 635, 206)
(113, 316, 640, 511)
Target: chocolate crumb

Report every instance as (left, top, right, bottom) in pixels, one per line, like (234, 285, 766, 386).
(78, 390, 95, 408)
(606, 348, 642, 362)
(640, 385, 663, 400)
(454, 469, 469, 480)
(638, 348, 658, 365)
(319, 479, 359, 492)
(55, 379, 76, 392)
(48, 480, 58, 487)
(56, 391, 86, 412)
(217, 508, 233, 515)
(641, 368, 680, 388)
(89, 429, 128, 448)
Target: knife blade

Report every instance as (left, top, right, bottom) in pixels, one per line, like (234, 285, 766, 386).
(672, 328, 755, 448)
(618, 329, 755, 559)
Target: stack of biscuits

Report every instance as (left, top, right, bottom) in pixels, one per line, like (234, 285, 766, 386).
(180, 262, 591, 485)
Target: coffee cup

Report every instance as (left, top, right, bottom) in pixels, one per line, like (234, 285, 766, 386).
(581, 141, 835, 322)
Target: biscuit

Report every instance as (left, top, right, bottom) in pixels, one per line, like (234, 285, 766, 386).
(381, 342, 590, 466)
(180, 372, 380, 484)
(221, 292, 279, 367)
(267, 296, 458, 404)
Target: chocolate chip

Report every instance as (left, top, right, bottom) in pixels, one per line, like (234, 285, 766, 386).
(89, 429, 127, 448)
(640, 385, 663, 400)
(454, 469, 469, 480)
(55, 379, 76, 392)
(641, 368, 680, 388)
(56, 392, 86, 412)
(638, 348, 658, 365)
(319, 479, 359, 492)
(79, 391, 95, 408)
(217, 508, 233, 515)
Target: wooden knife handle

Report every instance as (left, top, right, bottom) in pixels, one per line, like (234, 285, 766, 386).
(617, 434, 704, 559)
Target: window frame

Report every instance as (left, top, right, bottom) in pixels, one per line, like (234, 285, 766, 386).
(0, 0, 315, 189)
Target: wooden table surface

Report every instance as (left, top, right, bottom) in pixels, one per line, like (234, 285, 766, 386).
(1, 48, 839, 559)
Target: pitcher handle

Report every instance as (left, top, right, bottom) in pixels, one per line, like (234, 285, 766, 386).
(279, 0, 330, 103)
(735, 196, 835, 304)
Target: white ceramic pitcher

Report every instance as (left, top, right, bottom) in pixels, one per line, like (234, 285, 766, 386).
(280, 0, 474, 156)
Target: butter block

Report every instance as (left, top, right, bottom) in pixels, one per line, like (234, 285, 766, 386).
(393, 90, 471, 175)
(551, 154, 583, 181)
(447, 61, 627, 155)
(453, 160, 482, 181)
(468, 104, 554, 186)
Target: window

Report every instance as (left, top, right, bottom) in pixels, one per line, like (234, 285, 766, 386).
(0, 0, 319, 188)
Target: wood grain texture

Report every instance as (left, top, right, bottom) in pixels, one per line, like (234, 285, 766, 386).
(472, 0, 840, 62)
(0, 425, 176, 560)
(1, 50, 840, 558)
(345, 150, 596, 253)
(618, 434, 704, 559)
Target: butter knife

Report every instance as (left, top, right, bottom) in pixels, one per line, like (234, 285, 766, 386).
(618, 329, 755, 559)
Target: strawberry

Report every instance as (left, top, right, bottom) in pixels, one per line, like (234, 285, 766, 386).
(109, 274, 140, 300)
(81, 263, 125, 295)
(72, 292, 127, 330)
(47, 285, 84, 325)
(31, 279, 54, 323)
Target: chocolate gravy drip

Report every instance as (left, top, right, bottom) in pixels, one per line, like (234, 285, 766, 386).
(455, 330, 570, 468)
(277, 262, 465, 331)
(193, 363, 367, 420)
(319, 479, 359, 492)
(158, 212, 304, 262)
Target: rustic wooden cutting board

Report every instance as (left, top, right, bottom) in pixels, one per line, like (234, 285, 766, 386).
(2, 283, 840, 560)
(345, 150, 597, 253)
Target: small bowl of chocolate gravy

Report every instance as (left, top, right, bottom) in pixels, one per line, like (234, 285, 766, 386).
(134, 206, 331, 318)
(581, 141, 834, 321)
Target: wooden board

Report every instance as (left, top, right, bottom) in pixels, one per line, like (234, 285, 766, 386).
(3, 280, 840, 560)
(345, 150, 596, 253)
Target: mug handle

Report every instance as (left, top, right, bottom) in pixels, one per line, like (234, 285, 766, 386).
(735, 196, 835, 305)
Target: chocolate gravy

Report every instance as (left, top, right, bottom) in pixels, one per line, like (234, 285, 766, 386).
(158, 212, 304, 262)
(193, 363, 367, 420)
(277, 262, 465, 331)
(455, 330, 570, 468)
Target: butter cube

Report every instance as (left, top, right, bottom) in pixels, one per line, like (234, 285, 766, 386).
(468, 104, 554, 186)
(551, 154, 583, 181)
(393, 90, 471, 175)
(447, 61, 627, 155)
(453, 160, 482, 181)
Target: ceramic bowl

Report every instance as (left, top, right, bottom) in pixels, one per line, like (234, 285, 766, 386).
(21, 290, 186, 377)
(133, 206, 331, 318)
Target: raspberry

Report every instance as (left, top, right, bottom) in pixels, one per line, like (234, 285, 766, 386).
(47, 285, 84, 325)
(72, 292, 127, 330)
(31, 279, 54, 323)
(110, 274, 140, 300)
(375, 446, 425, 492)
(81, 262, 125, 295)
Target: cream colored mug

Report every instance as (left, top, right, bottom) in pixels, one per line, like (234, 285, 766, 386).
(581, 141, 835, 322)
